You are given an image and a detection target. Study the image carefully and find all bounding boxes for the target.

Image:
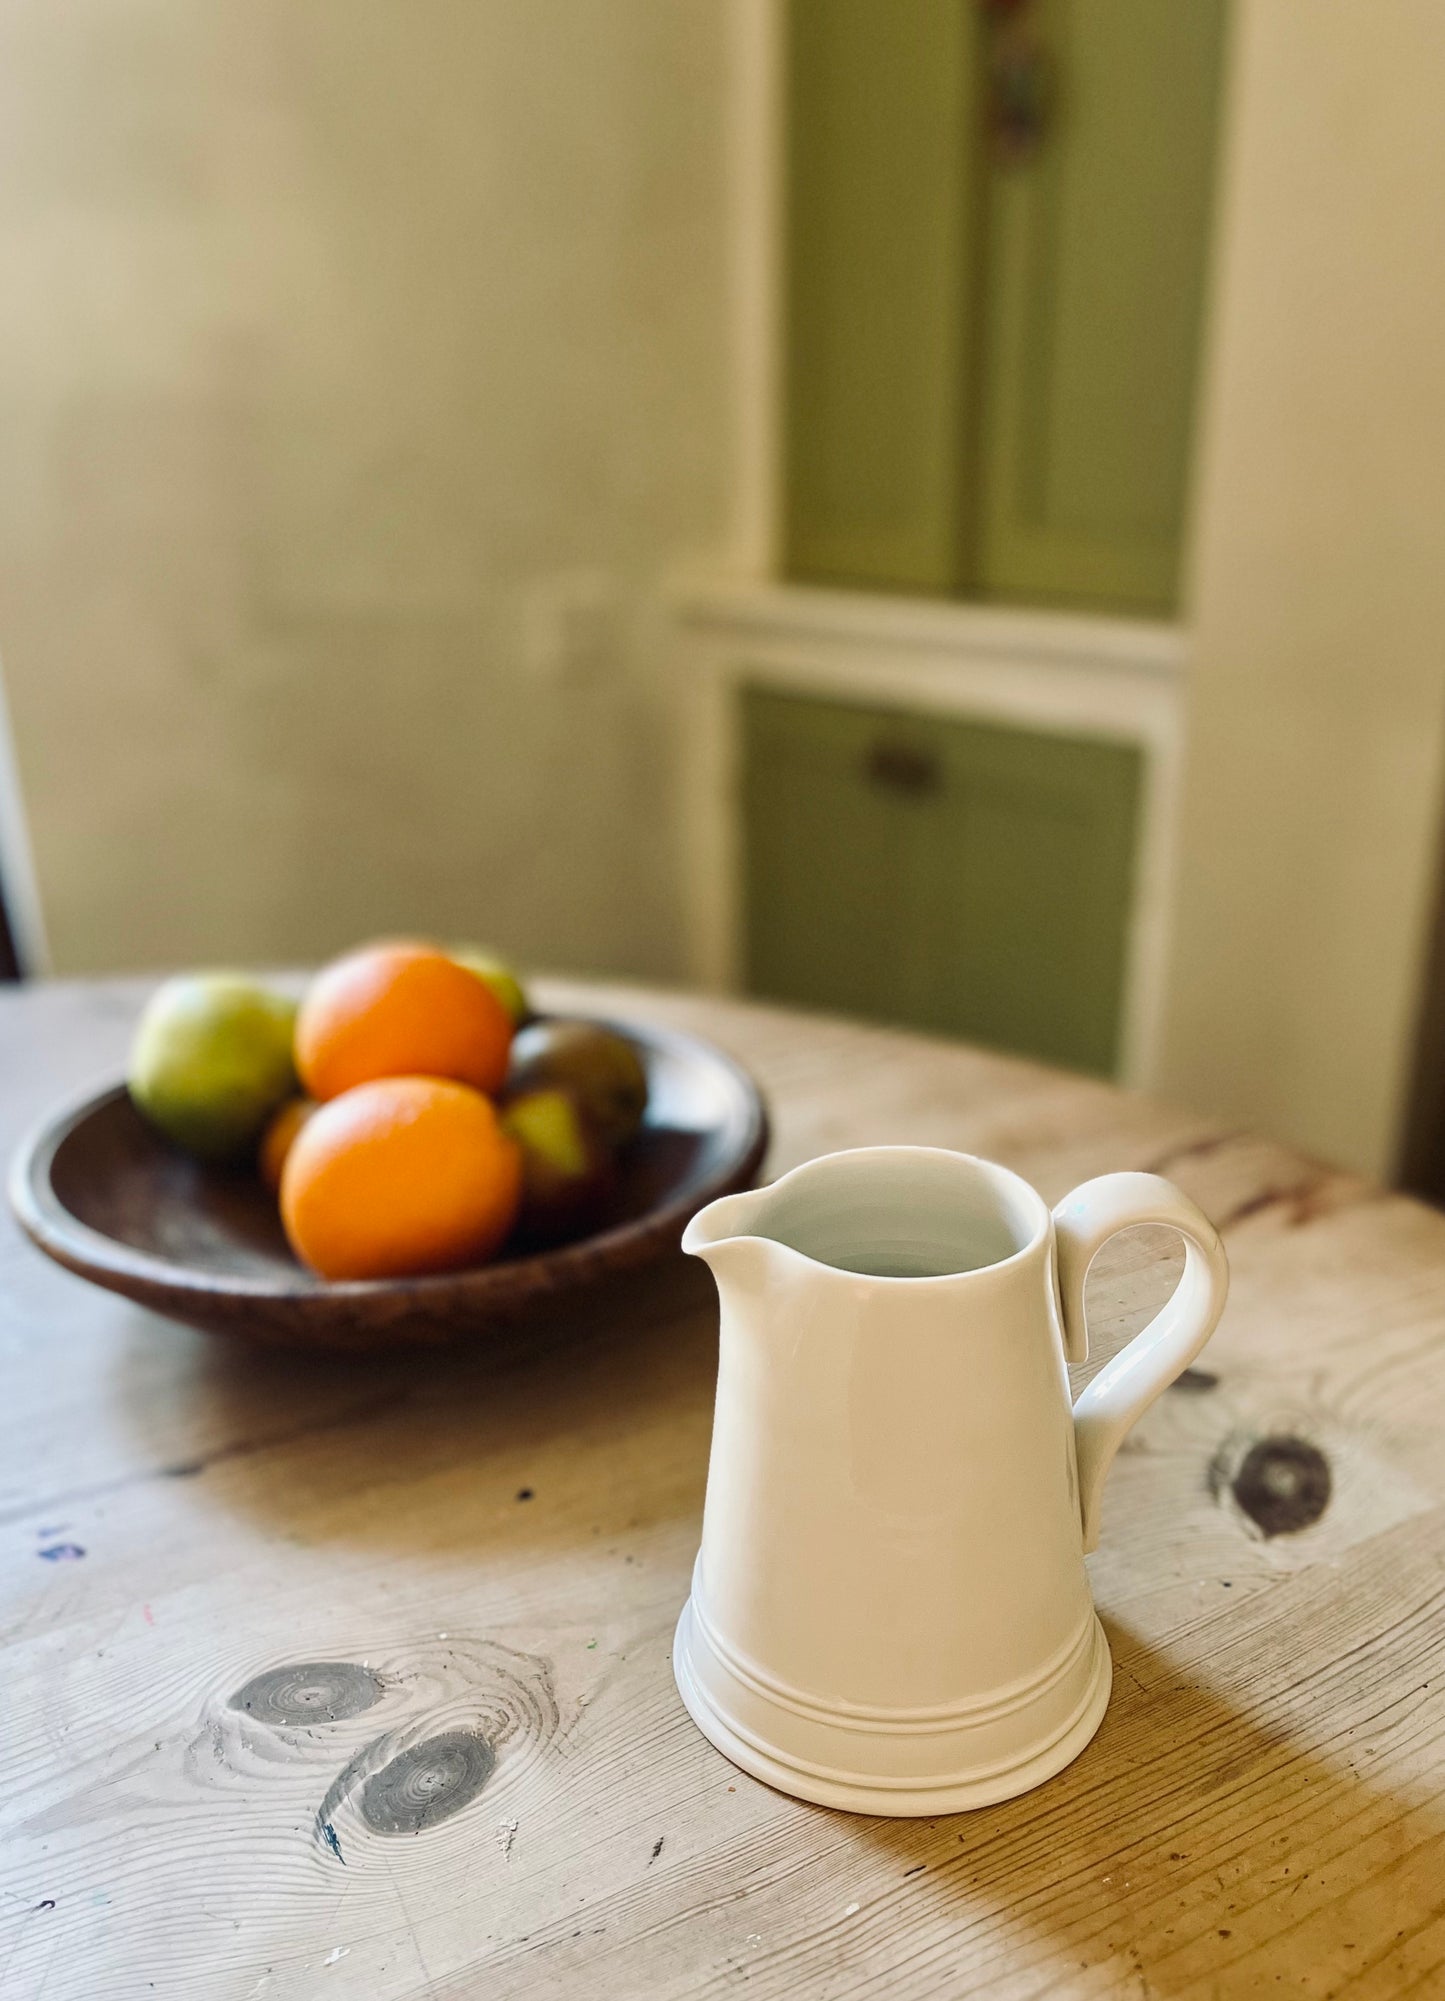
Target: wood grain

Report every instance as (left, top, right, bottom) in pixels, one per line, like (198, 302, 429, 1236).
(2, 976, 1445, 1998)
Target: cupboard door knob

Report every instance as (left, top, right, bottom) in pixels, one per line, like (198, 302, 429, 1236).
(864, 741, 941, 796)
(982, 3, 1053, 168)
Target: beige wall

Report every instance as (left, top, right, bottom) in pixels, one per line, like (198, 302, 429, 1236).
(1159, 0, 1445, 1180)
(0, 1, 737, 978)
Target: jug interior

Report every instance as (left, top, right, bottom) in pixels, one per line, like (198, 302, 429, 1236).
(748, 1149, 1044, 1279)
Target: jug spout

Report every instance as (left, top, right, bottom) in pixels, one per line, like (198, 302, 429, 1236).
(681, 1187, 780, 1290)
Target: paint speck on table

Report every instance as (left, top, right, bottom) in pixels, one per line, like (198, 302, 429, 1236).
(320, 1822, 345, 1866)
(37, 1543, 85, 1562)
(516, 1487, 534, 1501)
(843, 1903, 859, 1917)
(323, 1946, 349, 1966)
(496, 1817, 519, 1859)
(586, 1639, 597, 1649)
(141, 1604, 154, 1625)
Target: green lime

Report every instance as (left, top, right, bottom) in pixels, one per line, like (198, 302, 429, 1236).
(129, 974, 298, 1161)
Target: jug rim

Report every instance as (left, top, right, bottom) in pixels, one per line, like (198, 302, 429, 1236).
(684, 1144, 1052, 1284)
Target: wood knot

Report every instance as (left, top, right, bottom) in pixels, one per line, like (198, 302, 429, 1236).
(1230, 1435, 1331, 1536)
(229, 1662, 385, 1727)
(358, 1730, 496, 1834)
(308, 1637, 559, 1859)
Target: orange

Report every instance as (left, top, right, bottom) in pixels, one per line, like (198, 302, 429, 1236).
(296, 943, 513, 1102)
(257, 1096, 317, 1192)
(280, 1076, 522, 1280)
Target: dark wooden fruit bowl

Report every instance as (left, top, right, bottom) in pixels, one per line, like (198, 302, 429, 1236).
(8, 1016, 768, 1352)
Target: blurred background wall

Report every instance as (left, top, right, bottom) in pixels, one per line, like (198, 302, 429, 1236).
(1158, 0, 1445, 1180)
(0, 0, 739, 977)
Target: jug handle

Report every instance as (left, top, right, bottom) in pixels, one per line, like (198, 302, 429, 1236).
(1053, 1172, 1229, 1553)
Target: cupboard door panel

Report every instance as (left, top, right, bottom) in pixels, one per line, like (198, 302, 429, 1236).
(922, 728, 1142, 1072)
(743, 693, 918, 1022)
(973, 0, 1227, 610)
(743, 688, 1142, 1076)
(783, 0, 985, 593)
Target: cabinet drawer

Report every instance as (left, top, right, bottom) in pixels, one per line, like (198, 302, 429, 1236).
(742, 687, 1142, 1075)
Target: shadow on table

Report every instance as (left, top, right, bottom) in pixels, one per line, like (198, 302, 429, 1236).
(836, 1615, 1442, 1995)
(111, 1252, 720, 1555)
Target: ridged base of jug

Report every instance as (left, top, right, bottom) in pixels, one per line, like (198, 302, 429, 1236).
(672, 1596, 1113, 1817)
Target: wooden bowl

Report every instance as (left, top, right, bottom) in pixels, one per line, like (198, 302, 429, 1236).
(8, 1016, 768, 1351)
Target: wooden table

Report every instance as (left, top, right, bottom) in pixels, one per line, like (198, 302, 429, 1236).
(4, 978, 1445, 2000)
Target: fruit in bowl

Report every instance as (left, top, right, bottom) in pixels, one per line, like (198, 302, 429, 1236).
(448, 945, 531, 1028)
(282, 1075, 523, 1281)
(506, 1019, 648, 1148)
(296, 942, 514, 1100)
(129, 974, 298, 1162)
(257, 1096, 318, 1192)
(501, 1086, 616, 1247)
(125, 940, 649, 1283)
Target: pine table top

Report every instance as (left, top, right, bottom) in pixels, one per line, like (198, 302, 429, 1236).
(2, 976, 1443, 2000)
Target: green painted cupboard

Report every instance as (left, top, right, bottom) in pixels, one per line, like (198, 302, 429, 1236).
(742, 687, 1143, 1075)
(784, 0, 1228, 613)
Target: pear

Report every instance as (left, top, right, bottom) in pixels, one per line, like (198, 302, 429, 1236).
(506, 1020, 648, 1148)
(500, 1087, 615, 1246)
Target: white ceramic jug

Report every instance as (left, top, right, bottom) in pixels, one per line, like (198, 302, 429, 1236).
(673, 1147, 1228, 1815)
